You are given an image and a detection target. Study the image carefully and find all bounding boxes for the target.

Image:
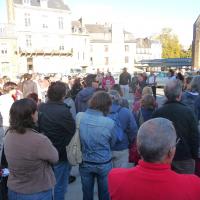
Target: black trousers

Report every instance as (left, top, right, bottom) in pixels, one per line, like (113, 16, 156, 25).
(151, 86, 157, 99)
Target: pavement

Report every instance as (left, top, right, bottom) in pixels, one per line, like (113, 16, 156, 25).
(65, 88, 165, 200)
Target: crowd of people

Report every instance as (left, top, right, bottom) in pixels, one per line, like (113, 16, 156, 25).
(0, 67, 200, 200)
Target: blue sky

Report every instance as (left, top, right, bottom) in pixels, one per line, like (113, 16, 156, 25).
(1, 0, 200, 47)
(67, 0, 200, 47)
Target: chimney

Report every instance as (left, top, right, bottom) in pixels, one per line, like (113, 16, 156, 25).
(6, 0, 15, 24)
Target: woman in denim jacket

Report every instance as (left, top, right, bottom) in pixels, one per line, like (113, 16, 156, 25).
(79, 91, 117, 200)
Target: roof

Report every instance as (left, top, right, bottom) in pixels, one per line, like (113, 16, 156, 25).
(85, 24, 111, 33)
(194, 15, 200, 26)
(136, 38, 151, 48)
(72, 21, 81, 28)
(138, 58, 192, 67)
(13, 0, 70, 11)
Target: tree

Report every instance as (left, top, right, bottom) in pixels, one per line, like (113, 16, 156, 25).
(180, 45, 192, 58)
(157, 28, 181, 58)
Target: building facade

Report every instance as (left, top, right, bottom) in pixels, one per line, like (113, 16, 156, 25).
(85, 23, 162, 73)
(5, 0, 75, 74)
(86, 23, 136, 73)
(192, 15, 200, 69)
(4, 0, 162, 76)
(71, 20, 90, 72)
(0, 23, 18, 77)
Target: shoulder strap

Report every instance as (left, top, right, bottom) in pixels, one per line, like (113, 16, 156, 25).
(76, 112, 84, 129)
(116, 106, 122, 113)
(138, 109, 144, 126)
(110, 106, 122, 115)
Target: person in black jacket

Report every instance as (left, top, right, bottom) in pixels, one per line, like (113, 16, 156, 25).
(152, 79, 199, 174)
(119, 68, 131, 99)
(38, 81, 75, 200)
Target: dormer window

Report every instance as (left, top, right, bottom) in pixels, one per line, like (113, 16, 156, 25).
(23, 0, 30, 5)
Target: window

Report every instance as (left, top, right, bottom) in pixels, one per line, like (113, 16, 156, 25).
(90, 57, 93, 65)
(1, 49, 7, 54)
(27, 57, 33, 71)
(0, 27, 5, 33)
(23, 0, 30, 4)
(125, 45, 129, 52)
(125, 56, 129, 63)
(104, 45, 109, 52)
(105, 57, 109, 65)
(24, 13, 31, 27)
(1, 44, 8, 54)
(58, 17, 64, 29)
(90, 45, 93, 52)
(26, 35, 32, 47)
(42, 15, 48, 29)
(59, 45, 64, 50)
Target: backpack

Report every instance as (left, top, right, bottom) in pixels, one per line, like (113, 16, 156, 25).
(66, 112, 83, 166)
(108, 107, 124, 141)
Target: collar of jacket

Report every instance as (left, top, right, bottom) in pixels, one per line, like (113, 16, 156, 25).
(164, 100, 185, 106)
(47, 100, 65, 105)
(139, 160, 170, 171)
(86, 108, 104, 116)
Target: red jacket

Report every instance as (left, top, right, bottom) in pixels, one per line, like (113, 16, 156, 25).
(108, 160, 200, 200)
(102, 76, 115, 90)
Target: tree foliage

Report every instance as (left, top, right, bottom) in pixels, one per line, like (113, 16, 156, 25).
(157, 28, 191, 58)
(180, 45, 192, 58)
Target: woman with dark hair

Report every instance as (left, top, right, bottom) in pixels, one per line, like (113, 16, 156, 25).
(38, 81, 75, 200)
(4, 98, 58, 200)
(27, 92, 39, 105)
(111, 84, 129, 108)
(70, 78, 82, 100)
(79, 91, 117, 200)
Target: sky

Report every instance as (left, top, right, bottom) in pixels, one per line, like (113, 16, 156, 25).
(66, 0, 200, 48)
(0, 0, 200, 47)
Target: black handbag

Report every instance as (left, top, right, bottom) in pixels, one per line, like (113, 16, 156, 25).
(0, 148, 8, 200)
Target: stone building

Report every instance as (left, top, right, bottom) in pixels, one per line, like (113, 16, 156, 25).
(84, 23, 162, 73)
(0, 23, 18, 77)
(192, 15, 200, 69)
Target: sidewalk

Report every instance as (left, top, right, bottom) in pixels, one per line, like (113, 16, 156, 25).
(65, 166, 98, 200)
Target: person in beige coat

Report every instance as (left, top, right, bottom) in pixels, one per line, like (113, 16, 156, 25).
(4, 98, 58, 200)
(22, 73, 38, 98)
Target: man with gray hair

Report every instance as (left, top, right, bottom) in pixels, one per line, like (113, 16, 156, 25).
(108, 118, 200, 200)
(152, 79, 199, 174)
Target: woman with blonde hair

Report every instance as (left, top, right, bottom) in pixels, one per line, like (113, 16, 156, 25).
(142, 86, 153, 96)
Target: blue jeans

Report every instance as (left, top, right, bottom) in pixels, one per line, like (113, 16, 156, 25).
(53, 161, 71, 200)
(79, 162, 112, 200)
(8, 189, 52, 200)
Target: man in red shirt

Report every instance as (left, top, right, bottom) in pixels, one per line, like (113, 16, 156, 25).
(108, 118, 200, 200)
